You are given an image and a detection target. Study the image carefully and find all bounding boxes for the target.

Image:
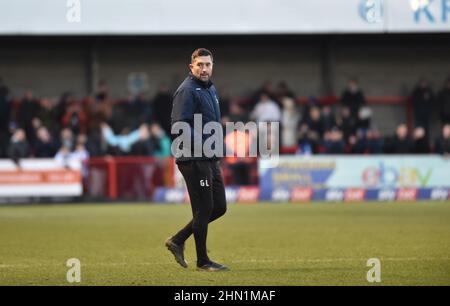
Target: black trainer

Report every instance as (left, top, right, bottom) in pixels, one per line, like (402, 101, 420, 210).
(197, 261, 230, 272)
(165, 237, 188, 268)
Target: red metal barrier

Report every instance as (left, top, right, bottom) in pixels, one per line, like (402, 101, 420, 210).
(85, 156, 259, 200)
(86, 156, 174, 200)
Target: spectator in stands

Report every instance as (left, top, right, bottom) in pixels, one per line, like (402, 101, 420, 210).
(384, 124, 412, 154)
(412, 78, 435, 136)
(55, 92, 75, 132)
(110, 95, 144, 132)
(63, 101, 88, 136)
(129, 127, 154, 156)
(249, 80, 277, 111)
(33, 126, 57, 158)
(275, 81, 295, 102)
(302, 106, 323, 138)
(323, 127, 345, 154)
(95, 79, 110, 103)
(281, 97, 301, 148)
(437, 77, 450, 125)
(321, 105, 337, 133)
(227, 102, 248, 124)
(337, 106, 357, 144)
(345, 105, 373, 154)
(412, 126, 430, 154)
(297, 124, 317, 155)
(54, 145, 72, 168)
(82, 95, 97, 128)
(357, 106, 373, 131)
(36, 97, 57, 133)
(82, 95, 109, 157)
(18, 90, 40, 144)
(0, 77, 10, 158)
(250, 93, 281, 155)
(152, 83, 173, 136)
(301, 96, 318, 124)
(101, 122, 152, 155)
(102, 123, 138, 154)
(60, 127, 75, 152)
(72, 134, 90, 178)
(250, 93, 281, 123)
(55, 135, 89, 176)
(8, 128, 30, 164)
(350, 129, 367, 154)
(95, 93, 114, 124)
(29, 117, 43, 144)
(366, 128, 384, 154)
(56, 135, 89, 164)
(340, 78, 366, 121)
(149, 123, 171, 157)
(434, 124, 450, 156)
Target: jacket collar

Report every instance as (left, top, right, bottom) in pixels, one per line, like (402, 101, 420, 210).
(189, 72, 213, 89)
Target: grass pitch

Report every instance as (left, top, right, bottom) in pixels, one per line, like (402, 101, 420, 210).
(0, 201, 449, 285)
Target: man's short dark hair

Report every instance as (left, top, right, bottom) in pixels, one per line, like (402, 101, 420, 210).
(191, 48, 213, 63)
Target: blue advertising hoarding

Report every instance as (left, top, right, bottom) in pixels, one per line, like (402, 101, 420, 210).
(259, 155, 450, 201)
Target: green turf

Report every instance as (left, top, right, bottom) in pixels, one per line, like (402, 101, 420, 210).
(0, 202, 449, 285)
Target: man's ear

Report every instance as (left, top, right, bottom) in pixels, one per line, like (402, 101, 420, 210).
(188, 63, 193, 71)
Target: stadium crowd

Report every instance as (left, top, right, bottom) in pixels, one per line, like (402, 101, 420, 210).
(0, 76, 449, 166)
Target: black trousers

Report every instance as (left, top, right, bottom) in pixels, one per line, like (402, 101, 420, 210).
(172, 160, 227, 266)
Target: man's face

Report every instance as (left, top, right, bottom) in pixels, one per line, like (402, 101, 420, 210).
(396, 124, 408, 139)
(348, 81, 358, 93)
(189, 55, 213, 82)
(443, 125, 450, 138)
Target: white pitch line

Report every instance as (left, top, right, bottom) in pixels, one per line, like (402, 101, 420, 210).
(231, 257, 450, 263)
(1, 257, 449, 269)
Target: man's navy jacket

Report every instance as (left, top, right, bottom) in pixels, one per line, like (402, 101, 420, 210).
(171, 74, 223, 163)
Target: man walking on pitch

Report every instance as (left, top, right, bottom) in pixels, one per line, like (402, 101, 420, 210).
(166, 48, 229, 272)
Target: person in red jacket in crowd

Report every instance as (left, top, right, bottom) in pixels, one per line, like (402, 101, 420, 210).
(62, 101, 87, 136)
